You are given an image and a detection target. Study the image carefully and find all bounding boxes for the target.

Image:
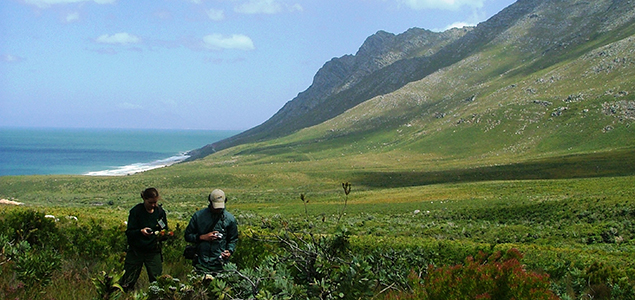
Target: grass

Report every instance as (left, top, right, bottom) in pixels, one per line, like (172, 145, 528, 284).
(1, 147, 634, 299)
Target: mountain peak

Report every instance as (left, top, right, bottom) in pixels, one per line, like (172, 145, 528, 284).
(355, 30, 396, 57)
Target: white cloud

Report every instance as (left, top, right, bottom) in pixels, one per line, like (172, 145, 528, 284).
(444, 21, 475, 30)
(400, 0, 484, 10)
(65, 12, 80, 22)
(95, 33, 140, 45)
(234, 0, 303, 14)
(203, 34, 255, 51)
(207, 8, 225, 21)
(23, 0, 116, 9)
(2, 54, 25, 63)
(234, 0, 283, 14)
(288, 3, 303, 12)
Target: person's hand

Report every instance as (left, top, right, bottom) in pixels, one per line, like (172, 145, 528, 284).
(220, 250, 232, 259)
(141, 227, 153, 237)
(199, 231, 221, 241)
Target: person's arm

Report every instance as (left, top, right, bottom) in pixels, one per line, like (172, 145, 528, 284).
(125, 206, 153, 250)
(225, 217, 238, 254)
(125, 207, 144, 239)
(184, 213, 199, 243)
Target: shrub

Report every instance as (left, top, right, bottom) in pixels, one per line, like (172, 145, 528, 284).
(0, 209, 61, 247)
(582, 261, 635, 300)
(91, 270, 124, 300)
(60, 218, 126, 261)
(0, 211, 63, 288)
(383, 248, 559, 300)
(11, 241, 62, 287)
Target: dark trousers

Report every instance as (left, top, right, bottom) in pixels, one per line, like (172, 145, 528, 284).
(120, 249, 162, 291)
(193, 255, 224, 275)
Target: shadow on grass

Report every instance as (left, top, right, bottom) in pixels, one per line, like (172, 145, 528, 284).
(354, 149, 635, 188)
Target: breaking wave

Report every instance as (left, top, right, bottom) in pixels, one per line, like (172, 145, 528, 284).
(84, 153, 190, 176)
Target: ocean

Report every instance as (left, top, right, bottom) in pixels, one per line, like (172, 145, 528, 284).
(0, 128, 240, 176)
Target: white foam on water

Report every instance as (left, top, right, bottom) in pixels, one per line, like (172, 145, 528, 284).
(84, 153, 190, 176)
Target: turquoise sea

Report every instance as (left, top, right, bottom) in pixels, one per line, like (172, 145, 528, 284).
(0, 128, 240, 176)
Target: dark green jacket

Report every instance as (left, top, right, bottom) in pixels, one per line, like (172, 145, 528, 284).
(125, 203, 168, 253)
(184, 208, 238, 271)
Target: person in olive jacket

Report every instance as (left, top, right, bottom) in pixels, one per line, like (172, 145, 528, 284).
(120, 187, 168, 292)
(185, 189, 238, 274)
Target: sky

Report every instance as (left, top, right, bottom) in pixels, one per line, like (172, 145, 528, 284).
(0, 0, 516, 131)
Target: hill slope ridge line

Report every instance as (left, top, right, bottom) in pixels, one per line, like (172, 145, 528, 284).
(187, 0, 635, 160)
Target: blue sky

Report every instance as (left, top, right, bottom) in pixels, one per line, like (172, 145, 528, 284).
(1, 0, 516, 130)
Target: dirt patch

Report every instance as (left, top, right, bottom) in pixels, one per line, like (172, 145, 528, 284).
(0, 199, 24, 205)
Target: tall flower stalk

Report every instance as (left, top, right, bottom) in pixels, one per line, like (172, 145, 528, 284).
(337, 182, 352, 224)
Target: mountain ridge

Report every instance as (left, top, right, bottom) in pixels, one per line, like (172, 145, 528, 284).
(186, 26, 472, 159)
(187, 0, 635, 162)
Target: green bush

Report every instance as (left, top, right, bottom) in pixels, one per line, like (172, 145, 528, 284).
(0, 209, 61, 247)
(13, 247, 61, 287)
(158, 222, 187, 263)
(0, 211, 64, 288)
(59, 218, 126, 261)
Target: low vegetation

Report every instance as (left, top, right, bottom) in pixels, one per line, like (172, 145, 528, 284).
(1, 152, 634, 299)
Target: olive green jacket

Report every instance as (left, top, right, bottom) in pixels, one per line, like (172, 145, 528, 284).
(184, 208, 238, 272)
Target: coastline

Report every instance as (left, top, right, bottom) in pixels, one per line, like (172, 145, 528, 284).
(83, 153, 191, 176)
(0, 127, 240, 177)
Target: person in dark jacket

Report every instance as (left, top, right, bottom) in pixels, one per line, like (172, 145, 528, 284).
(120, 187, 168, 292)
(184, 189, 238, 274)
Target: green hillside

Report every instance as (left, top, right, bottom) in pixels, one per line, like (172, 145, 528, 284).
(2, 1, 635, 299)
(205, 26, 635, 184)
(191, 0, 635, 159)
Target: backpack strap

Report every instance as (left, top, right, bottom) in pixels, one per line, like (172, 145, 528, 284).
(206, 210, 223, 233)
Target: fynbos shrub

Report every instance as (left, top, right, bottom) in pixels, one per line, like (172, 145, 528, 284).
(383, 248, 559, 300)
(13, 245, 61, 287)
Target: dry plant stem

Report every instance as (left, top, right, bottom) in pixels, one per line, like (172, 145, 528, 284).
(372, 282, 397, 299)
(301, 193, 311, 224)
(228, 269, 259, 296)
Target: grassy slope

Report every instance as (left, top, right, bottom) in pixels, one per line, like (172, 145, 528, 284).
(1, 31, 634, 216)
